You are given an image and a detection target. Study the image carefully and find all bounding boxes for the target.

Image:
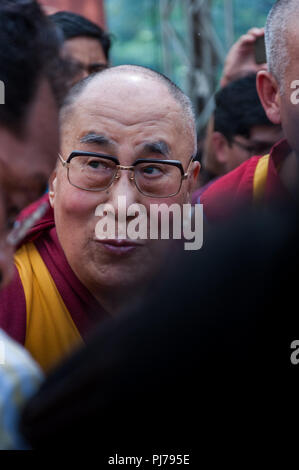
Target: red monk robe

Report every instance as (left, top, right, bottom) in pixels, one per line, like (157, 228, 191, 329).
(197, 139, 291, 223)
(0, 194, 107, 371)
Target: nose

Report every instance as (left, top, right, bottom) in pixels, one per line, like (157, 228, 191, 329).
(107, 169, 141, 214)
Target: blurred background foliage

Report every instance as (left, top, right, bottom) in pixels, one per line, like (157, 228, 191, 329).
(106, 0, 275, 92)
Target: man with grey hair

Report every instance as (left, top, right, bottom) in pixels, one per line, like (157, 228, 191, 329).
(264, 0, 292, 90)
(200, 0, 299, 222)
(0, 65, 200, 372)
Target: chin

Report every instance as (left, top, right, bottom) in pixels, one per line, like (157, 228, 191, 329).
(94, 264, 154, 291)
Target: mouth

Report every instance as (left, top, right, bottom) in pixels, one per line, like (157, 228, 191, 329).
(93, 238, 144, 255)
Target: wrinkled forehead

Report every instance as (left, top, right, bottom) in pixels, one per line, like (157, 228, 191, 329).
(60, 74, 193, 151)
(76, 74, 181, 122)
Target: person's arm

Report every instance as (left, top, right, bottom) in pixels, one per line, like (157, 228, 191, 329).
(221, 28, 267, 87)
(0, 329, 43, 450)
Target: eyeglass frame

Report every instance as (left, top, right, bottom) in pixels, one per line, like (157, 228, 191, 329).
(58, 150, 195, 198)
(231, 138, 256, 154)
(230, 138, 272, 156)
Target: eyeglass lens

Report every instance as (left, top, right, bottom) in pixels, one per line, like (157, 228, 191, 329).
(68, 155, 183, 197)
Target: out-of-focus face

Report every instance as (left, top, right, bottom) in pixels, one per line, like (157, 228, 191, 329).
(0, 79, 59, 286)
(50, 73, 199, 300)
(62, 36, 108, 86)
(226, 124, 283, 172)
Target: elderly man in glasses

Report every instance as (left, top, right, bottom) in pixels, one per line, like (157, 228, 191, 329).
(0, 65, 199, 371)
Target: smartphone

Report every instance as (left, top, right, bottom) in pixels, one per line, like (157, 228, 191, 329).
(254, 35, 266, 64)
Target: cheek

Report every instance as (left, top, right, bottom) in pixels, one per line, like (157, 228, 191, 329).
(142, 193, 187, 214)
(231, 149, 248, 168)
(54, 181, 105, 232)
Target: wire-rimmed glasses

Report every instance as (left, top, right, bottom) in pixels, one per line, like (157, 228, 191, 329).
(58, 151, 194, 198)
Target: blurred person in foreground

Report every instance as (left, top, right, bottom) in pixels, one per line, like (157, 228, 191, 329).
(19, 160, 299, 461)
(50, 11, 111, 86)
(201, 0, 299, 223)
(193, 74, 283, 202)
(0, 66, 200, 372)
(0, 0, 69, 449)
(18, 2, 299, 455)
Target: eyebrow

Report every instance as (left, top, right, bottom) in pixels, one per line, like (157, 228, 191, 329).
(80, 133, 115, 146)
(80, 135, 170, 158)
(141, 141, 170, 158)
(89, 62, 108, 69)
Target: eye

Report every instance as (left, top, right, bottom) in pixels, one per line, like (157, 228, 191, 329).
(141, 165, 164, 176)
(87, 159, 101, 169)
(89, 64, 108, 74)
(86, 159, 112, 170)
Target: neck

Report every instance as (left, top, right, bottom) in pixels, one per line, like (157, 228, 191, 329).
(89, 282, 148, 316)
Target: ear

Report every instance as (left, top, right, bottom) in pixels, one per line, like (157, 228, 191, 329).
(256, 70, 281, 125)
(212, 132, 230, 165)
(189, 161, 200, 191)
(48, 169, 57, 208)
(185, 160, 200, 201)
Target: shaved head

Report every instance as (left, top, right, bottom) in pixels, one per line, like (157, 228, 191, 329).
(265, 0, 299, 91)
(60, 65, 197, 155)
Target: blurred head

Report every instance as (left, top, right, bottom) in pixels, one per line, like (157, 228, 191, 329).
(258, 0, 299, 157)
(50, 11, 111, 86)
(208, 74, 282, 175)
(49, 66, 199, 302)
(0, 0, 68, 287)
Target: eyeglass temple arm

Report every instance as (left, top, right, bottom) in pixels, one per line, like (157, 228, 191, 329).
(58, 153, 67, 166)
(183, 155, 195, 178)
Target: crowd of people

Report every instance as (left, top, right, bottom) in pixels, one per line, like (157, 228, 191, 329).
(0, 0, 298, 462)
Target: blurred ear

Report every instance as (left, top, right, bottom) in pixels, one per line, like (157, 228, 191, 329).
(256, 70, 281, 124)
(192, 161, 200, 182)
(188, 161, 200, 192)
(186, 160, 200, 201)
(48, 169, 57, 208)
(212, 132, 230, 165)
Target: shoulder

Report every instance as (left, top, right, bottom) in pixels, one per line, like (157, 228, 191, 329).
(200, 157, 261, 222)
(0, 242, 39, 345)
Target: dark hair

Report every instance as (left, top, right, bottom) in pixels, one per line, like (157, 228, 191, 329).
(50, 11, 111, 61)
(0, 0, 68, 134)
(214, 74, 273, 142)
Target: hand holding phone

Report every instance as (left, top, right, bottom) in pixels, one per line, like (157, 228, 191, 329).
(221, 28, 267, 87)
(254, 35, 266, 65)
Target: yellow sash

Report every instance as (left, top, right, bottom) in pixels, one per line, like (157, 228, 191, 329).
(15, 242, 83, 371)
(253, 154, 270, 204)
